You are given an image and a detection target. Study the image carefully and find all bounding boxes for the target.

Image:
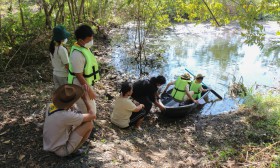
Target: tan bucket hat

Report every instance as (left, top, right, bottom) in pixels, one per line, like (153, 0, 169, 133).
(195, 74, 205, 79)
(181, 73, 191, 80)
(52, 84, 84, 109)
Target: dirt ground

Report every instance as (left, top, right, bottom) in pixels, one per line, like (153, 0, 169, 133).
(1, 57, 265, 168)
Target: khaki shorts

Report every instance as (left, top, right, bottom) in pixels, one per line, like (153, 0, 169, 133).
(73, 78, 97, 114)
(53, 75, 67, 89)
(54, 131, 83, 157)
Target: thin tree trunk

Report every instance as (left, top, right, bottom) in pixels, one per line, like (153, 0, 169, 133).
(18, 0, 25, 27)
(60, 0, 65, 23)
(0, 8, 2, 34)
(42, 0, 52, 29)
(78, 0, 85, 23)
(68, 0, 76, 29)
(202, 0, 220, 26)
(41, 0, 59, 29)
(54, 1, 63, 26)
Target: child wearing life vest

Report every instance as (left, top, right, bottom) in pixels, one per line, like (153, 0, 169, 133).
(189, 74, 209, 100)
(111, 82, 146, 130)
(49, 25, 70, 89)
(163, 73, 198, 104)
(68, 25, 100, 115)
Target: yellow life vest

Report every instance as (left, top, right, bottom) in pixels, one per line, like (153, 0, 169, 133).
(171, 77, 191, 101)
(190, 81, 202, 99)
(68, 43, 100, 86)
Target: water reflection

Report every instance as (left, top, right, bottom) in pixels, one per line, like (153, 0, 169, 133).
(110, 23, 280, 115)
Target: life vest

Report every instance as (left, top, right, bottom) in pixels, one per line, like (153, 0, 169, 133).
(171, 77, 192, 101)
(190, 81, 202, 99)
(68, 43, 100, 86)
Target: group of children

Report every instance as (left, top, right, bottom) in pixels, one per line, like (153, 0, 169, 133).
(43, 24, 208, 157)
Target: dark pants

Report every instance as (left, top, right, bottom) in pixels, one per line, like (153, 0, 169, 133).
(129, 109, 146, 126)
(133, 96, 153, 115)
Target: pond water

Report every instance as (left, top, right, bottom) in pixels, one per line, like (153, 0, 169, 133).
(109, 22, 280, 115)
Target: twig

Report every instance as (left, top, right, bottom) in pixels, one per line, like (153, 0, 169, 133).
(21, 47, 31, 68)
(4, 46, 22, 71)
(201, 0, 221, 27)
(253, 141, 280, 157)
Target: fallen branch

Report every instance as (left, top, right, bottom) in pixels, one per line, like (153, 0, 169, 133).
(201, 0, 221, 27)
(253, 141, 280, 157)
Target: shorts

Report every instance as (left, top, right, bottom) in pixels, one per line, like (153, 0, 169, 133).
(54, 131, 83, 157)
(73, 78, 97, 114)
(53, 75, 67, 89)
(129, 109, 146, 126)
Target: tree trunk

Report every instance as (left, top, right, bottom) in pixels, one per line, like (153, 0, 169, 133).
(0, 8, 2, 34)
(18, 0, 25, 28)
(78, 0, 85, 23)
(68, 0, 76, 29)
(41, 0, 52, 29)
(60, 0, 65, 23)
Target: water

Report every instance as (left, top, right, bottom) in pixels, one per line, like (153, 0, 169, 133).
(109, 22, 280, 115)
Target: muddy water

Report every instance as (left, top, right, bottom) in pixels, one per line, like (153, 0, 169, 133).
(109, 22, 280, 115)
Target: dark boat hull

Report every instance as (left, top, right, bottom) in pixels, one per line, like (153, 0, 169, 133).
(160, 86, 210, 118)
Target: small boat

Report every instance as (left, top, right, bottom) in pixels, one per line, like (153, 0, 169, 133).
(160, 85, 210, 118)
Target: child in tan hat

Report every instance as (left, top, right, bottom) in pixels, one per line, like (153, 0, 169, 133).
(163, 73, 198, 103)
(43, 84, 96, 157)
(190, 74, 209, 100)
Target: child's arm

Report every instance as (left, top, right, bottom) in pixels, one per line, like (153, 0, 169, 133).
(132, 104, 145, 112)
(200, 86, 208, 92)
(76, 73, 96, 100)
(162, 81, 175, 93)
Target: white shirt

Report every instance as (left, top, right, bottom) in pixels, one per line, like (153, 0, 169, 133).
(50, 45, 69, 77)
(70, 50, 86, 85)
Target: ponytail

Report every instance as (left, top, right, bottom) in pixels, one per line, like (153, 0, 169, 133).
(49, 40, 63, 56)
(49, 39, 55, 56)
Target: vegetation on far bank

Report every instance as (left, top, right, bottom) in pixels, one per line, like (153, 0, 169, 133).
(0, 0, 279, 72)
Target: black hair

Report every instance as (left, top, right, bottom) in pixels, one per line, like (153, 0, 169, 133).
(49, 40, 62, 56)
(120, 82, 132, 96)
(74, 24, 94, 40)
(150, 75, 166, 85)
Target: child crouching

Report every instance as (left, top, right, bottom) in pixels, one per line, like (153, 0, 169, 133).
(111, 82, 146, 130)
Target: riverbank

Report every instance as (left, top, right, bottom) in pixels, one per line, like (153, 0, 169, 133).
(0, 42, 279, 167)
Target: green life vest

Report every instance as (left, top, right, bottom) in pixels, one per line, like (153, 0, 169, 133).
(190, 81, 202, 99)
(171, 77, 191, 101)
(68, 44, 100, 86)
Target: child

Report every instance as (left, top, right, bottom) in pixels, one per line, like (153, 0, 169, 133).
(162, 73, 198, 103)
(43, 84, 96, 157)
(49, 25, 70, 89)
(111, 82, 146, 130)
(68, 24, 100, 115)
(190, 74, 209, 99)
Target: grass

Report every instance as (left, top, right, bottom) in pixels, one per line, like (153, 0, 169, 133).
(241, 91, 280, 166)
(205, 89, 280, 167)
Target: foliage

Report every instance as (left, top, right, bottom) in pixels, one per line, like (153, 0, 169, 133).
(244, 92, 280, 142)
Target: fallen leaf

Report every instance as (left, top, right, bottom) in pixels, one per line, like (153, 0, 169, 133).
(19, 154, 25, 161)
(3, 140, 10, 144)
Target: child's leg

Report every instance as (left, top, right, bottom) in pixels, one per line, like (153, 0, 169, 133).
(73, 121, 93, 151)
(135, 117, 144, 128)
(54, 122, 93, 157)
